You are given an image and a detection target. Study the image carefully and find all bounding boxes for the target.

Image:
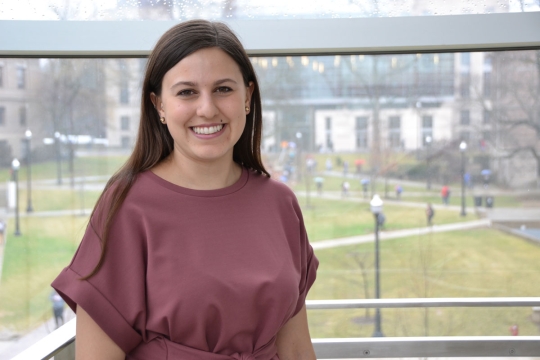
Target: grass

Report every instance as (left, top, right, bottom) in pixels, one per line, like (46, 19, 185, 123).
(0, 216, 87, 331)
(300, 197, 469, 241)
(307, 228, 540, 337)
(16, 188, 102, 212)
(0, 155, 127, 183)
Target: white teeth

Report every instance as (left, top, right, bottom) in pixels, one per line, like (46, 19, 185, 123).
(193, 124, 223, 135)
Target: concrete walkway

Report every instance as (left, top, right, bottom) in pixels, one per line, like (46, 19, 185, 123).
(312, 219, 491, 250)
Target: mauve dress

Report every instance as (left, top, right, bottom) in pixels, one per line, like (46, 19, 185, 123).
(52, 168, 318, 360)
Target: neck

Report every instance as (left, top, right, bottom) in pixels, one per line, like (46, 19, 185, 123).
(153, 153, 242, 190)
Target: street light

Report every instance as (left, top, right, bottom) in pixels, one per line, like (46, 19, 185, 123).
(370, 194, 384, 337)
(296, 132, 303, 183)
(11, 158, 21, 236)
(25, 129, 33, 213)
(54, 131, 62, 185)
(459, 141, 467, 217)
(425, 135, 432, 190)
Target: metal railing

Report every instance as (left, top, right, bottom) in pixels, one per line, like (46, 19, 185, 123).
(11, 298, 540, 360)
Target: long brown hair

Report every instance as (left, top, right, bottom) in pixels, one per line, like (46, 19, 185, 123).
(83, 20, 269, 279)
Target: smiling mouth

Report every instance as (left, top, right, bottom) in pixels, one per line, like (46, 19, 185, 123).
(191, 124, 225, 135)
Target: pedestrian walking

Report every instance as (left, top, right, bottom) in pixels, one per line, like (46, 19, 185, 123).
(426, 203, 435, 226)
(441, 185, 450, 205)
(395, 184, 403, 200)
(50, 289, 65, 328)
(341, 181, 350, 197)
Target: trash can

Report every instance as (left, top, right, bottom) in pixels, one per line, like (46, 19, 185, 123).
(474, 196, 482, 207)
(485, 196, 494, 208)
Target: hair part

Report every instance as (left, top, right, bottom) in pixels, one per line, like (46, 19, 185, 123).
(82, 20, 269, 279)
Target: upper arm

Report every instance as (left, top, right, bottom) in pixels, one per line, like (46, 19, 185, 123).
(76, 305, 126, 360)
(276, 304, 316, 360)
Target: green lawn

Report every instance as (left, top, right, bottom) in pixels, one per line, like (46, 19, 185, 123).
(0, 155, 127, 183)
(307, 228, 540, 337)
(0, 216, 87, 331)
(16, 188, 102, 213)
(300, 197, 469, 241)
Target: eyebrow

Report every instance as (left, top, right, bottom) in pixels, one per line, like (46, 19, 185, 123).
(171, 78, 238, 89)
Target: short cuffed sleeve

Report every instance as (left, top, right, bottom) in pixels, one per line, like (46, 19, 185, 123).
(51, 188, 148, 354)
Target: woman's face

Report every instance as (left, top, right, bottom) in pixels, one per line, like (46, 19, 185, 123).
(154, 47, 254, 167)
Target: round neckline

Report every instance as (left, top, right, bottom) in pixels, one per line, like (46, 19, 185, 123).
(143, 167, 249, 197)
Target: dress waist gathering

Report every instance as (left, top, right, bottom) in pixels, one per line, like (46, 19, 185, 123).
(128, 335, 278, 360)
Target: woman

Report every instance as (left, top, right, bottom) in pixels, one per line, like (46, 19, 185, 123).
(51, 20, 318, 360)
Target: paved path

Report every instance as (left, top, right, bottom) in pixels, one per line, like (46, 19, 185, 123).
(312, 219, 491, 250)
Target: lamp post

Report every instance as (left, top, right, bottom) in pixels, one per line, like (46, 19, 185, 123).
(295, 132, 302, 183)
(459, 141, 467, 217)
(12, 158, 21, 236)
(370, 194, 384, 337)
(425, 136, 432, 190)
(25, 129, 33, 213)
(54, 131, 63, 185)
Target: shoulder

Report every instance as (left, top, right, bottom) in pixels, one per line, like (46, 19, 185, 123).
(246, 169, 298, 201)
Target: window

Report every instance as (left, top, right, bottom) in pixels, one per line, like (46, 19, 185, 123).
(0, 65, 3, 87)
(121, 136, 131, 148)
(121, 116, 130, 131)
(388, 116, 401, 148)
(0, 107, 5, 126)
(460, 72, 470, 98)
(120, 80, 129, 104)
(19, 106, 27, 126)
(16, 66, 26, 89)
(422, 115, 433, 146)
(483, 71, 491, 97)
(461, 52, 471, 66)
(355, 116, 368, 149)
(483, 110, 490, 124)
(325, 117, 332, 150)
(460, 110, 470, 125)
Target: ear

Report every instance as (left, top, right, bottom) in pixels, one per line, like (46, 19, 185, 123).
(150, 92, 164, 117)
(245, 82, 255, 108)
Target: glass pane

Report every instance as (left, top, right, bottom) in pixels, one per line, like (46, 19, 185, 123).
(0, 0, 538, 21)
(1, 50, 540, 356)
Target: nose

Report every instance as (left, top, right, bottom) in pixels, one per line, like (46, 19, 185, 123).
(196, 93, 219, 119)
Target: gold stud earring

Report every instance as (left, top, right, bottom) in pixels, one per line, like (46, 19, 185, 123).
(160, 117, 166, 124)
(245, 106, 250, 113)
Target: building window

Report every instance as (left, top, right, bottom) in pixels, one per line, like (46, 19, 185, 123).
(483, 110, 490, 124)
(422, 115, 433, 146)
(461, 52, 470, 66)
(460, 72, 470, 98)
(120, 80, 129, 104)
(121, 136, 131, 149)
(16, 67, 26, 89)
(483, 71, 491, 97)
(0, 107, 5, 126)
(388, 116, 401, 148)
(460, 110, 470, 125)
(19, 106, 27, 126)
(0, 65, 3, 87)
(355, 116, 368, 149)
(325, 117, 333, 150)
(121, 116, 130, 131)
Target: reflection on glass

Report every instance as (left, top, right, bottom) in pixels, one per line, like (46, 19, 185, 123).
(0, 51, 540, 350)
(1, 0, 539, 21)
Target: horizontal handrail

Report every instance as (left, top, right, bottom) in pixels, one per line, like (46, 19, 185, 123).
(10, 298, 540, 360)
(11, 318, 75, 360)
(306, 297, 540, 309)
(312, 336, 540, 358)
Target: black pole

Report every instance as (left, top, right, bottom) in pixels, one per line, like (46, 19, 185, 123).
(14, 168, 21, 236)
(372, 213, 384, 337)
(460, 150, 467, 216)
(55, 136, 63, 186)
(426, 142, 431, 190)
(26, 137, 33, 213)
